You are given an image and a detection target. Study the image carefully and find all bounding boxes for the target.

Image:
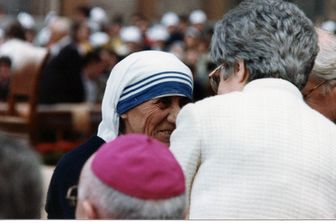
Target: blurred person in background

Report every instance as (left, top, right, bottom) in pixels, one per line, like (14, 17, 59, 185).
(0, 20, 27, 69)
(38, 17, 85, 104)
(146, 24, 169, 51)
(0, 19, 47, 85)
(89, 7, 108, 33)
(0, 56, 11, 101)
(73, 21, 93, 56)
(119, 26, 145, 56)
(186, 10, 212, 99)
(34, 11, 58, 47)
(302, 28, 336, 122)
(189, 9, 207, 35)
(131, 13, 151, 49)
(46, 50, 193, 219)
(184, 27, 202, 67)
(177, 14, 190, 36)
(179, 26, 211, 101)
(161, 12, 184, 50)
(106, 15, 124, 54)
(99, 47, 119, 77)
(44, 17, 71, 50)
(17, 12, 36, 43)
(0, 133, 43, 219)
(76, 134, 186, 219)
(81, 49, 106, 103)
(73, 4, 91, 24)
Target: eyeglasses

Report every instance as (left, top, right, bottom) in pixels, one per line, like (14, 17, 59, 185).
(208, 64, 224, 94)
(303, 80, 328, 99)
(66, 185, 78, 207)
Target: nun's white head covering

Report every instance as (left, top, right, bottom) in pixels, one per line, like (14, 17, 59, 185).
(120, 26, 142, 43)
(147, 25, 169, 41)
(17, 12, 36, 29)
(161, 12, 179, 27)
(189, 10, 207, 25)
(90, 7, 108, 25)
(97, 50, 193, 142)
(89, 32, 109, 47)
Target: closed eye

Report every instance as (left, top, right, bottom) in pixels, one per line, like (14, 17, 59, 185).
(154, 97, 172, 109)
(153, 97, 191, 109)
(179, 97, 190, 107)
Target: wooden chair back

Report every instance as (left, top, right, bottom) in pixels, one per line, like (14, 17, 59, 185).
(0, 45, 49, 144)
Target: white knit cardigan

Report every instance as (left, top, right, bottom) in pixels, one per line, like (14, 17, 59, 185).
(170, 78, 336, 219)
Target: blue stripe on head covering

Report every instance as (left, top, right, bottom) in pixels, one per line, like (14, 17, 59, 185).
(121, 71, 193, 97)
(117, 81, 193, 115)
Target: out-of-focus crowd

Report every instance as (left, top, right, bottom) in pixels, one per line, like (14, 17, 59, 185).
(0, 5, 219, 105)
(0, 5, 335, 104)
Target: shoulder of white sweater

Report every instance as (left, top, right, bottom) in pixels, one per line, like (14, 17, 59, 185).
(191, 92, 243, 110)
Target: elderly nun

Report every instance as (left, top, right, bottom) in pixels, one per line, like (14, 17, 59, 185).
(45, 50, 193, 219)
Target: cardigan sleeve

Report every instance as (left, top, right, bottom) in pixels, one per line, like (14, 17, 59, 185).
(170, 103, 201, 208)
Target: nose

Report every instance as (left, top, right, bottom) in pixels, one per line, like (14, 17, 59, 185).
(167, 102, 181, 124)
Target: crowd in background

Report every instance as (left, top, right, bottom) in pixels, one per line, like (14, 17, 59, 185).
(0, 5, 218, 105)
(0, 4, 335, 104)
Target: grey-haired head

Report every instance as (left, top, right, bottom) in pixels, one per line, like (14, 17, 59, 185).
(0, 134, 42, 219)
(210, 0, 319, 90)
(313, 28, 336, 81)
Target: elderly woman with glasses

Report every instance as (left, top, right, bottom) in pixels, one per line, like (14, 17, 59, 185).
(170, 0, 336, 219)
(45, 50, 193, 219)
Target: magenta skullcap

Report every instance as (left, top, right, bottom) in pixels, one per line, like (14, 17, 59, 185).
(91, 134, 185, 200)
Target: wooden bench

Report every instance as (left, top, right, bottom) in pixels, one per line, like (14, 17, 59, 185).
(0, 44, 49, 145)
(0, 43, 102, 149)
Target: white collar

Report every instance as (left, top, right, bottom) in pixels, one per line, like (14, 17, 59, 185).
(243, 78, 303, 99)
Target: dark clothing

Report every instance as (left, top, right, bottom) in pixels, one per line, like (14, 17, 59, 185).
(193, 80, 207, 102)
(45, 135, 105, 219)
(39, 43, 85, 104)
(0, 79, 9, 101)
(165, 31, 184, 50)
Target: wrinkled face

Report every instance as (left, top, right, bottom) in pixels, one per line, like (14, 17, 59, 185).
(121, 96, 189, 145)
(302, 75, 336, 121)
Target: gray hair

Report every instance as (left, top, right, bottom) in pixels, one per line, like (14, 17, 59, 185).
(0, 134, 43, 219)
(313, 28, 336, 80)
(78, 158, 186, 219)
(211, 0, 319, 90)
(309, 28, 336, 96)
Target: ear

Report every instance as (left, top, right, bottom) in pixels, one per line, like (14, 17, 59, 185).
(120, 113, 128, 119)
(234, 59, 249, 84)
(83, 200, 98, 219)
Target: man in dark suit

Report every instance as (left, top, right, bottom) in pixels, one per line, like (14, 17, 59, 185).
(39, 18, 85, 104)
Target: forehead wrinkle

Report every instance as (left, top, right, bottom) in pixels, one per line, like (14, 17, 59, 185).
(139, 102, 162, 115)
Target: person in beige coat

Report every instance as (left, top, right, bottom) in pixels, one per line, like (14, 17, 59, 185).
(170, 0, 336, 219)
